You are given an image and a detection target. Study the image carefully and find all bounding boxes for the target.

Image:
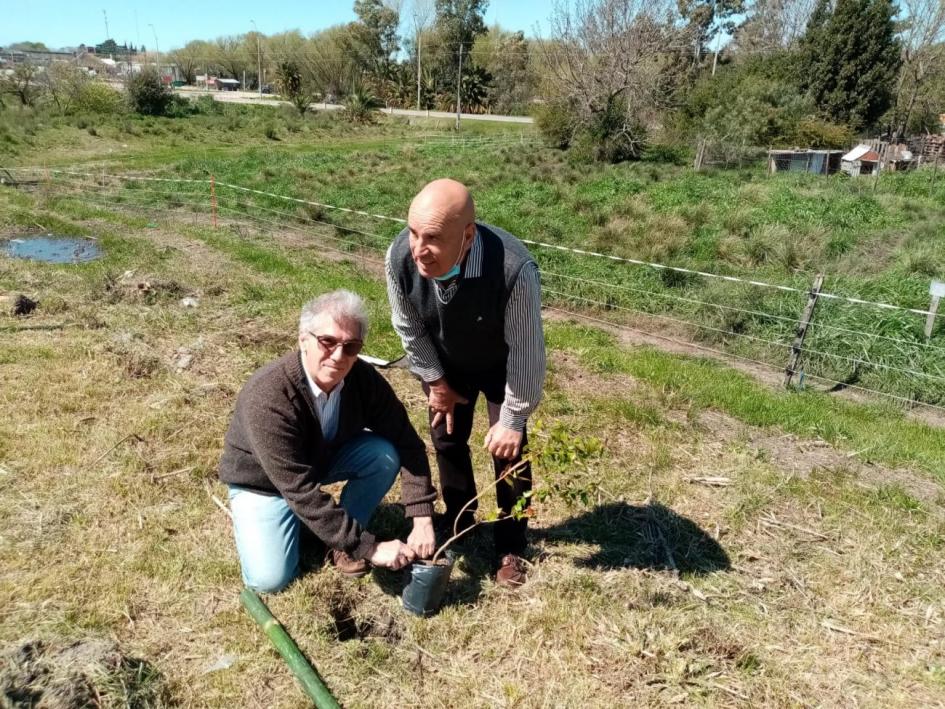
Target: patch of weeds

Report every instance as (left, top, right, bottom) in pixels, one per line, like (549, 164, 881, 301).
(598, 397, 667, 428)
(868, 484, 924, 514)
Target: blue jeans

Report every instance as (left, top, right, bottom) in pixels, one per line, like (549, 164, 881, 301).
(228, 433, 400, 593)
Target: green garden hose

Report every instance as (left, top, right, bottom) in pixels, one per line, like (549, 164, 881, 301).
(240, 587, 341, 708)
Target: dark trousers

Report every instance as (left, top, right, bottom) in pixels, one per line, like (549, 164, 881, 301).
(424, 373, 531, 556)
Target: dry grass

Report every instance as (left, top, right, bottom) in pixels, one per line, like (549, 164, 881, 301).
(1, 196, 944, 707)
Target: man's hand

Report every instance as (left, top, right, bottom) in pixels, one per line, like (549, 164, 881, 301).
(406, 516, 435, 559)
(428, 379, 468, 434)
(367, 540, 417, 570)
(484, 423, 524, 460)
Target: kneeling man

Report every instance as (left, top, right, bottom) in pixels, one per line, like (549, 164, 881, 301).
(219, 290, 436, 593)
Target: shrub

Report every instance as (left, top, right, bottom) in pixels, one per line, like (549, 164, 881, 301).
(788, 117, 853, 149)
(275, 62, 314, 117)
(74, 82, 124, 115)
(164, 94, 200, 118)
(534, 99, 578, 149)
(125, 69, 172, 116)
(264, 123, 279, 140)
(192, 94, 222, 115)
(343, 86, 379, 124)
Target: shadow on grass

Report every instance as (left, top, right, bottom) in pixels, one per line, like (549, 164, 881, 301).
(534, 502, 730, 575)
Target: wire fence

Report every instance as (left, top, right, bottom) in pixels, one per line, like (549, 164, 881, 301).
(4, 166, 944, 417)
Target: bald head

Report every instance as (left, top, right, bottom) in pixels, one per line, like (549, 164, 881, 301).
(408, 179, 475, 230)
(406, 179, 477, 279)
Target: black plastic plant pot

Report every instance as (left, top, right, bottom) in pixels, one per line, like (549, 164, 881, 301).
(402, 553, 455, 617)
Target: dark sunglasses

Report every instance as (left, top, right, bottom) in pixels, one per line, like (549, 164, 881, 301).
(311, 333, 364, 357)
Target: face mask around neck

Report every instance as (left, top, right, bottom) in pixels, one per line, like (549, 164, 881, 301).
(432, 231, 470, 281)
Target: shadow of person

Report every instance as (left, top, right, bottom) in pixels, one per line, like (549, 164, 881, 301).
(533, 501, 730, 575)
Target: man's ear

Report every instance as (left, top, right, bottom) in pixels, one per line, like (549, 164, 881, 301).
(463, 222, 476, 243)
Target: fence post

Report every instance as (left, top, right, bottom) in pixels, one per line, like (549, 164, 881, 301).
(694, 138, 706, 171)
(784, 273, 825, 388)
(927, 280, 944, 341)
(210, 174, 217, 229)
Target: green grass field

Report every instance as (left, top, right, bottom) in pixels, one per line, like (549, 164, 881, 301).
(5, 100, 943, 406)
(1, 102, 945, 706)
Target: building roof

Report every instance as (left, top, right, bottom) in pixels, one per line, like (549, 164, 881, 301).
(842, 144, 879, 162)
(768, 149, 843, 156)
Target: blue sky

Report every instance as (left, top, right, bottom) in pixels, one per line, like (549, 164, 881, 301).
(1, 1, 557, 51)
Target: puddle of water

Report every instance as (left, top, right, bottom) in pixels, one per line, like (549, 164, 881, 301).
(2, 236, 102, 264)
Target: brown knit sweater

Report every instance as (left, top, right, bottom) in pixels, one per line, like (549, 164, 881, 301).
(218, 350, 436, 560)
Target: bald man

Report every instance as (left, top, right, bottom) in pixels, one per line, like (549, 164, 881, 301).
(386, 179, 545, 588)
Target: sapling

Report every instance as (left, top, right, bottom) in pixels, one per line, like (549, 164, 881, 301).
(428, 421, 603, 564)
(403, 422, 602, 616)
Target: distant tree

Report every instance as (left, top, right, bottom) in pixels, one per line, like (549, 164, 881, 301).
(305, 26, 362, 100)
(888, 0, 945, 140)
(168, 40, 210, 84)
(96, 39, 131, 56)
(798, 0, 901, 131)
(538, 0, 690, 161)
(433, 0, 488, 79)
(0, 63, 42, 106)
(678, 0, 745, 61)
(42, 63, 89, 113)
(275, 61, 314, 115)
(472, 27, 536, 114)
(406, 0, 436, 108)
(126, 68, 172, 115)
(10, 41, 50, 51)
(351, 0, 401, 88)
(213, 36, 249, 79)
(732, 0, 817, 54)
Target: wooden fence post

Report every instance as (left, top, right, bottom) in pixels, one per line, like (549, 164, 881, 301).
(785, 274, 825, 388)
(694, 138, 707, 171)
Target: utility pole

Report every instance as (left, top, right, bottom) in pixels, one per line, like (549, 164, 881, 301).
(455, 43, 463, 130)
(102, 9, 110, 40)
(149, 23, 160, 64)
(416, 32, 422, 111)
(251, 20, 262, 96)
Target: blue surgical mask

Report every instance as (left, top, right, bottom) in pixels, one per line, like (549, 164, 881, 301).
(434, 264, 461, 281)
(432, 232, 469, 281)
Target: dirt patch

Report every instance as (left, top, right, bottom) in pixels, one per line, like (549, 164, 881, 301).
(0, 638, 167, 708)
(324, 587, 403, 644)
(104, 271, 187, 305)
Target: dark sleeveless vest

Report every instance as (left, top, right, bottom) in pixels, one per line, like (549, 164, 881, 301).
(389, 222, 534, 376)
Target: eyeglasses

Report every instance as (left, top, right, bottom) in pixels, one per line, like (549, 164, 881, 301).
(310, 333, 364, 357)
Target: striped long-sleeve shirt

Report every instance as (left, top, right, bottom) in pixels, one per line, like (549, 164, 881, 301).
(386, 230, 546, 432)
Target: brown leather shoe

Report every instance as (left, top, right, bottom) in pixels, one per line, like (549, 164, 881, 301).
(328, 549, 370, 578)
(495, 554, 527, 588)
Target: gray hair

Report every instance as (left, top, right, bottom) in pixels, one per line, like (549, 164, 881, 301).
(299, 290, 369, 339)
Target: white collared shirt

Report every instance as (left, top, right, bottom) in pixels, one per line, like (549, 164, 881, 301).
(301, 360, 344, 441)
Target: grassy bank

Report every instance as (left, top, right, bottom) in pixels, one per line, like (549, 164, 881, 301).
(4, 100, 942, 406)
